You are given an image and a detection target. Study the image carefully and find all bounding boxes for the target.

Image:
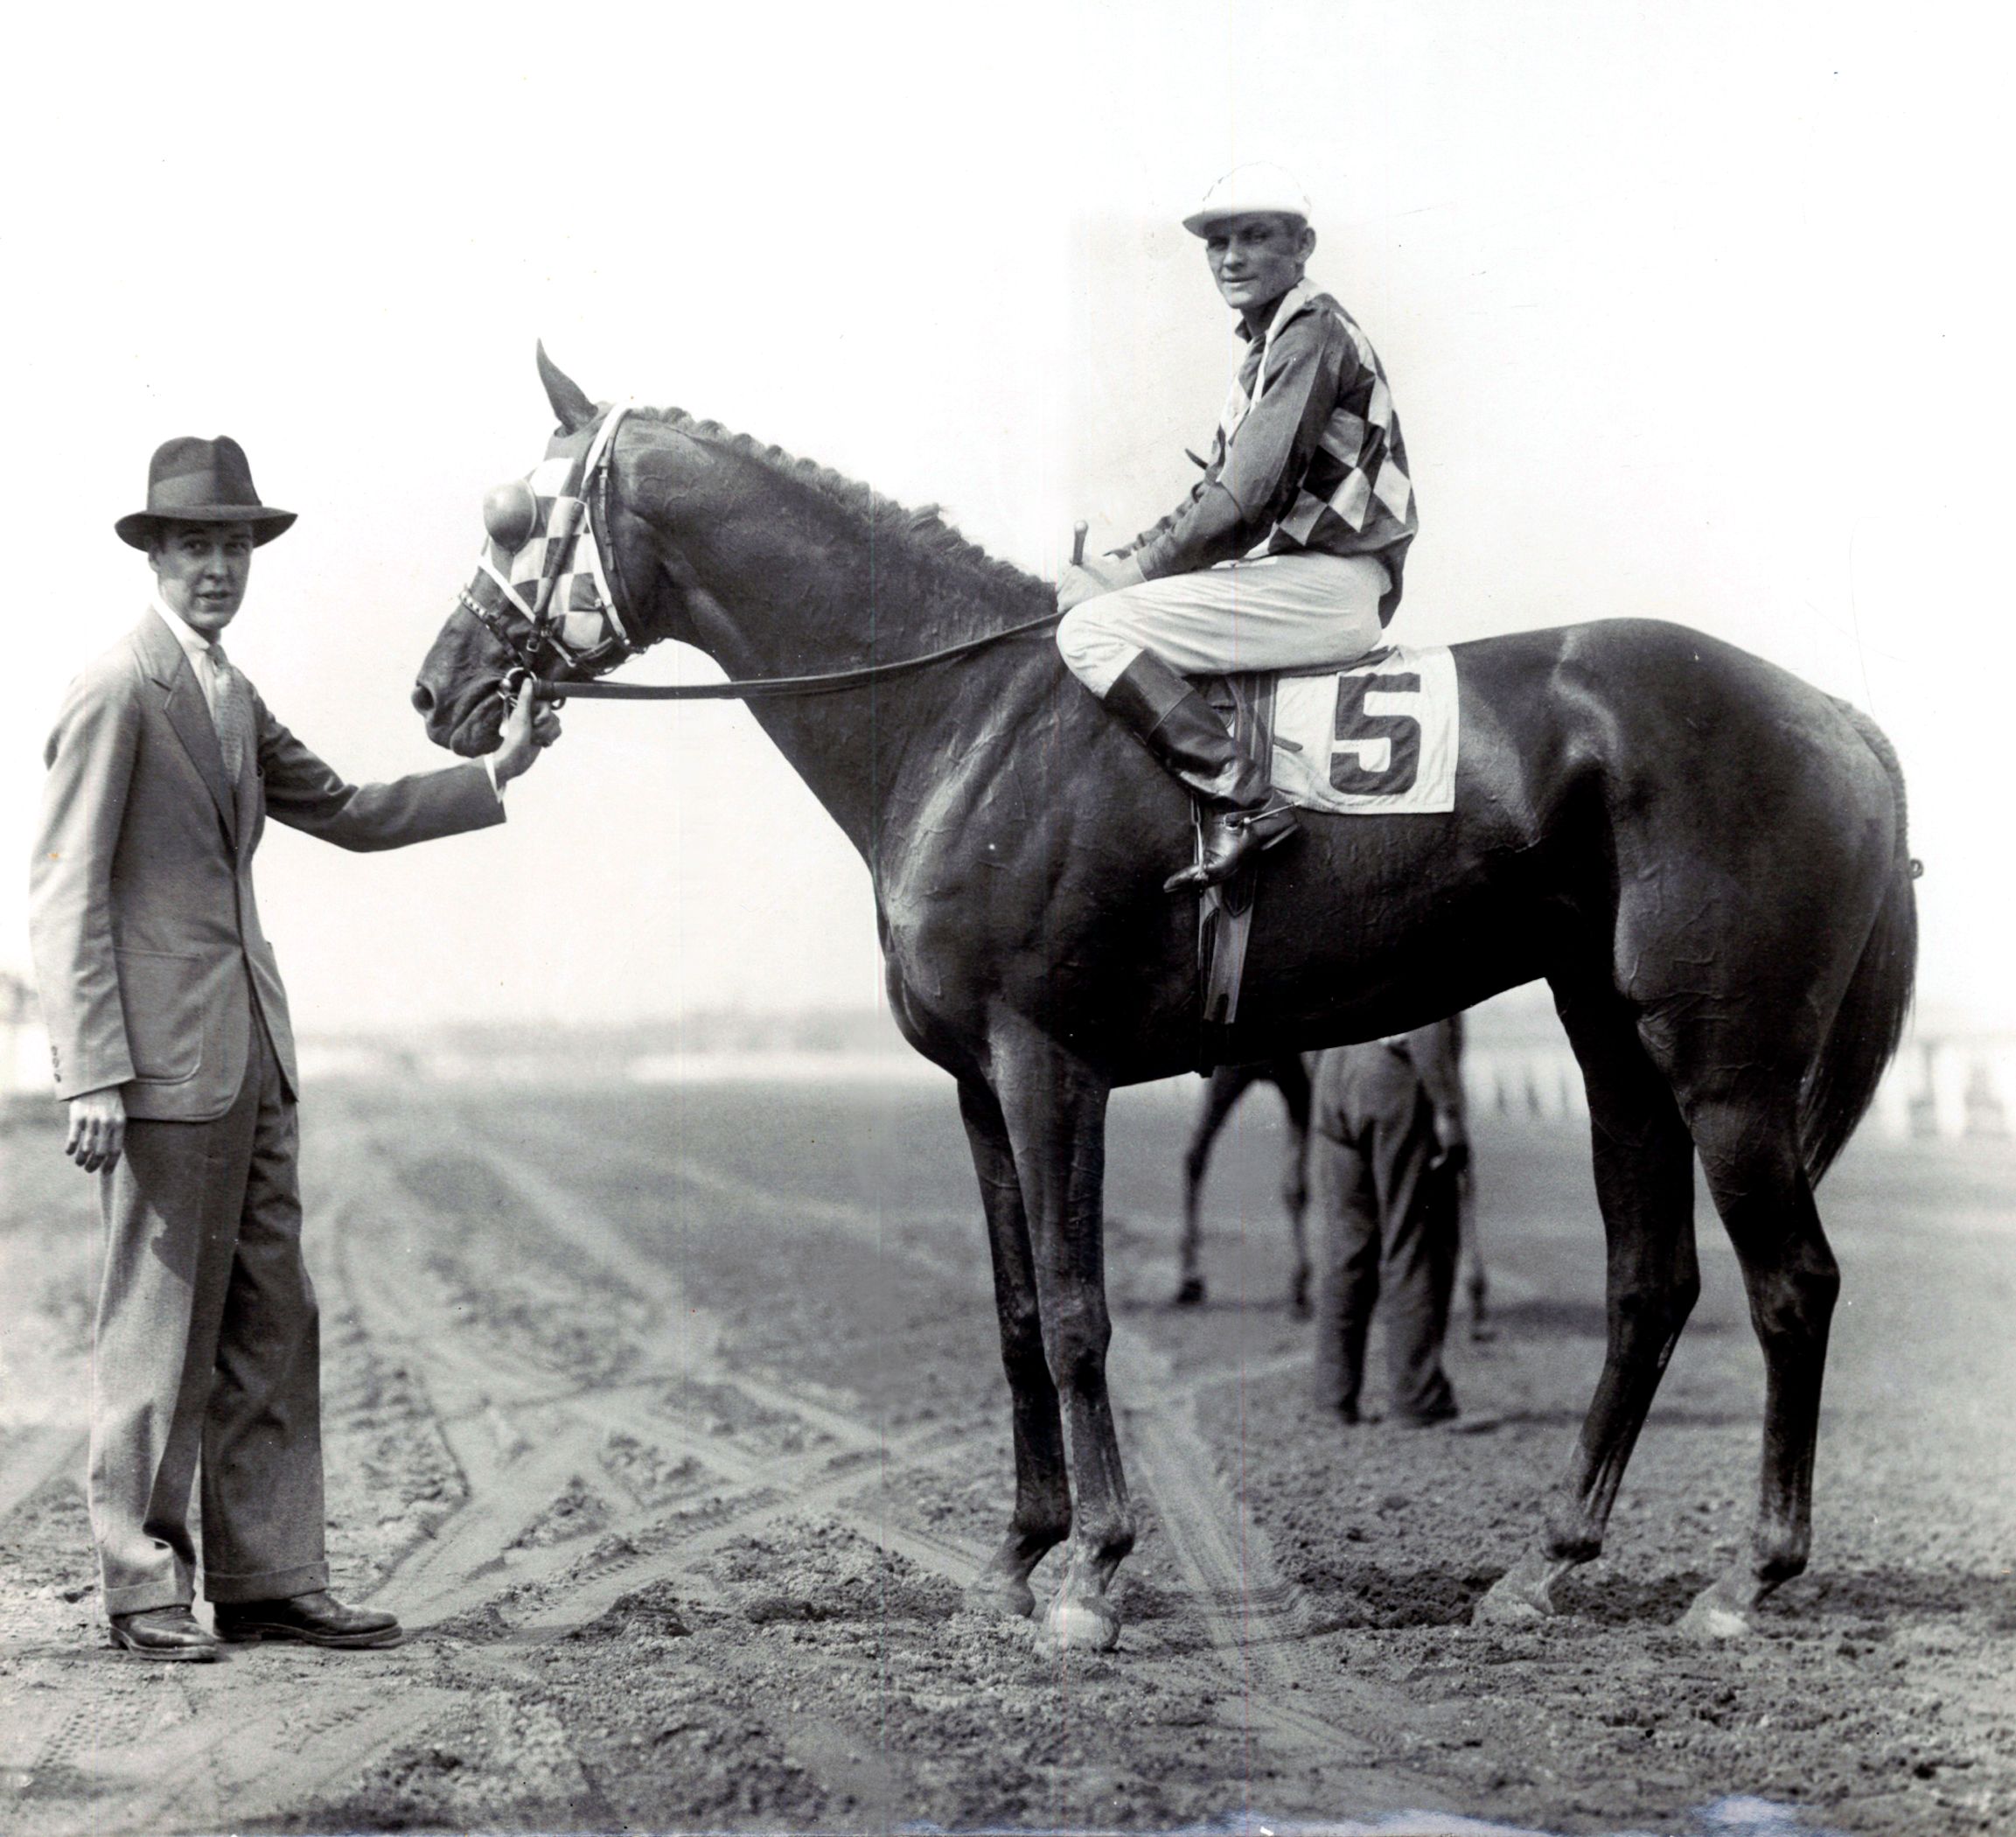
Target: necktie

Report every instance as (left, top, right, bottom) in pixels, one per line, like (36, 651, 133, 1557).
(208, 642, 256, 783)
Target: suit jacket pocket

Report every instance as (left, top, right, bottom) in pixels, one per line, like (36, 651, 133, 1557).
(115, 948, 204, 1083)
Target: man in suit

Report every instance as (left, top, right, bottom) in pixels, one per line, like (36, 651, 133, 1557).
(30, 435, 557, 1660)
(1308, 1018, 1469, 1426)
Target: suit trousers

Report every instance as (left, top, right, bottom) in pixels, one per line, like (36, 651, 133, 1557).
(1308, 1045, 1460, 1422)
(90, 1010, 329, 1616)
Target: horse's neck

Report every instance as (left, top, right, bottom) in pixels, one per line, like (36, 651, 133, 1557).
(648, 504, 1058, 864)
(739, 607, 1057, 868)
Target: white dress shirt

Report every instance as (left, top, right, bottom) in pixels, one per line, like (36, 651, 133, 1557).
(154, 597, 231, 723)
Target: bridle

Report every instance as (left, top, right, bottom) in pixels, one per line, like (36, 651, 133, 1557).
(458, 407, 638, 702)
(459, 407, 1064, 706)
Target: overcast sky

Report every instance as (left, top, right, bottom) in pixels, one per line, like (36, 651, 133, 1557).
(5, 2, 2010, 1031)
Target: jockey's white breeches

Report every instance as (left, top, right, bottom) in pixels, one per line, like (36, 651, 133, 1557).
(1056, 551, 1391, 699)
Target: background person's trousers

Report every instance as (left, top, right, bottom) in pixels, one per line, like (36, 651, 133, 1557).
(1308, 1044, 1460, 1422)
(1056, 550, 1390, 698)
(90, 1015, 330, 1617)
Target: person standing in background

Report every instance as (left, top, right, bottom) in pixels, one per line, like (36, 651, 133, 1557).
(1308, 1017, 1469, 1425)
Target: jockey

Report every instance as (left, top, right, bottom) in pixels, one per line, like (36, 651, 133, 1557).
(1057, 164, 1419, 891)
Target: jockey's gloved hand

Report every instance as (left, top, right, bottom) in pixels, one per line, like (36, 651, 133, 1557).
(1057, 551, 1146, 612)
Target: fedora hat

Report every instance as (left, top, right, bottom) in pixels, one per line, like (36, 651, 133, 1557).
(115, 436, 296, 549)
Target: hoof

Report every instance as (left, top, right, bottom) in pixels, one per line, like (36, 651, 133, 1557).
(1172, 1276, 1205, 1309)
(1043, 1592, 1120, 1652)
(1678, 1581, 1758, 1642)
(966, 1574, 1036, 1621)
(1473, 1556, 1566, 1627)
(1473, 1578, 1547, 1627)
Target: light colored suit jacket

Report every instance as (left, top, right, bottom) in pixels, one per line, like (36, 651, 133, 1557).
(30, 609, 504, 1121)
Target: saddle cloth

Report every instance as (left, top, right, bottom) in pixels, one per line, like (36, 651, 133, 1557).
(1259, 642, 1459, 815)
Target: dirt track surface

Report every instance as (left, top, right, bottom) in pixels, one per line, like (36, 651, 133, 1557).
(1, 1077, 2011, 1835)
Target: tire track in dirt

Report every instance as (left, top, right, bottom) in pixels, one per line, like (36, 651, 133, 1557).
(376, 1121, 998, 1622)
(484, 1114, 1450, 1788)
(341, 1110, 996, 1608)
(1106, 1331, 1457, 1779)
(339, 1107, 975, 1831)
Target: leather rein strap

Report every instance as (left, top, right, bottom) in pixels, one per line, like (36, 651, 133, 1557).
(529, 609, 1064, 702)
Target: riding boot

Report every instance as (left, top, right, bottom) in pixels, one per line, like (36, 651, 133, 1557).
(1102, 653, 1299, 893)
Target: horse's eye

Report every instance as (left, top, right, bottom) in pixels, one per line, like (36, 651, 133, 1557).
(483, 479, 540, 551)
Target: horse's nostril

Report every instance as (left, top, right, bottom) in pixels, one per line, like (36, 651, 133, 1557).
(411, 681, 435, 716)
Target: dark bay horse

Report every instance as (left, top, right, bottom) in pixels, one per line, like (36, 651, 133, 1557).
(414, 353, 1916, 1651)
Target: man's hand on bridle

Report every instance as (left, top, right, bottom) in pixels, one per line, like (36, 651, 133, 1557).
(66, 1088, 125, 1173)
(492, 678, 562, 786)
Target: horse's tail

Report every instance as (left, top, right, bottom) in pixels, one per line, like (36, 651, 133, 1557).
(1798, 702, 1920, 1185)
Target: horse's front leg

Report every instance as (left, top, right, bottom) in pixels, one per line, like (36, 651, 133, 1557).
(957, 1077, 1071, 1619)
(993, 1021, 1134, 1651)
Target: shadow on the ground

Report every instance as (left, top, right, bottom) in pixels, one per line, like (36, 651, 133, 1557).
(1789, 1565, 2016, 1627)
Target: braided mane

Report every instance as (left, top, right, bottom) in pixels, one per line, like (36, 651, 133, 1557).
(632, 405, 1054, 614)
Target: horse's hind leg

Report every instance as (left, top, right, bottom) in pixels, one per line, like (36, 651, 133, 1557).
(1458, 1163, 1493, 1340)
(1175, 1065, 1258, 1306)
(1677, 1089, 1839, 1640)
(957, 1077, 1071, 1619)
(1477, 985, 1699, 1625)
(1277, 1056, 1315, 1317)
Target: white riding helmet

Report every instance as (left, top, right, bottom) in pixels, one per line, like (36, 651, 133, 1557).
(1182, 162, 1314, 238)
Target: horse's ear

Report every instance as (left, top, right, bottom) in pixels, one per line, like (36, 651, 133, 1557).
(536, 341, 597, 434)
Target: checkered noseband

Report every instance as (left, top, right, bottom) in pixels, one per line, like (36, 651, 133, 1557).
(460, 408, 635, 698)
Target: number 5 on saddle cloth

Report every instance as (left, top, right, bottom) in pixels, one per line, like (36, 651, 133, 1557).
(1200, 643, 1458, 1035)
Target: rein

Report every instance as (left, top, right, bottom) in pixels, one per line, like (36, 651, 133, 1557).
(523, 609, 1064, 702)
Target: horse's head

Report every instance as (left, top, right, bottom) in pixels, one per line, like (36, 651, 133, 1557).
(414, 346, 643, 755)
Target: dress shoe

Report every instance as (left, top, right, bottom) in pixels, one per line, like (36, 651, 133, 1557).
(109, 1605, 224, 1662)
(213, 1589, 402, 1650)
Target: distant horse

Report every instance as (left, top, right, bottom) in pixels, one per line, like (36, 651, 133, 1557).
(1175, 1055, 1316, 1313)
(415, 351, 1916, 1650)
(1179, 1051, 1491, 1336)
